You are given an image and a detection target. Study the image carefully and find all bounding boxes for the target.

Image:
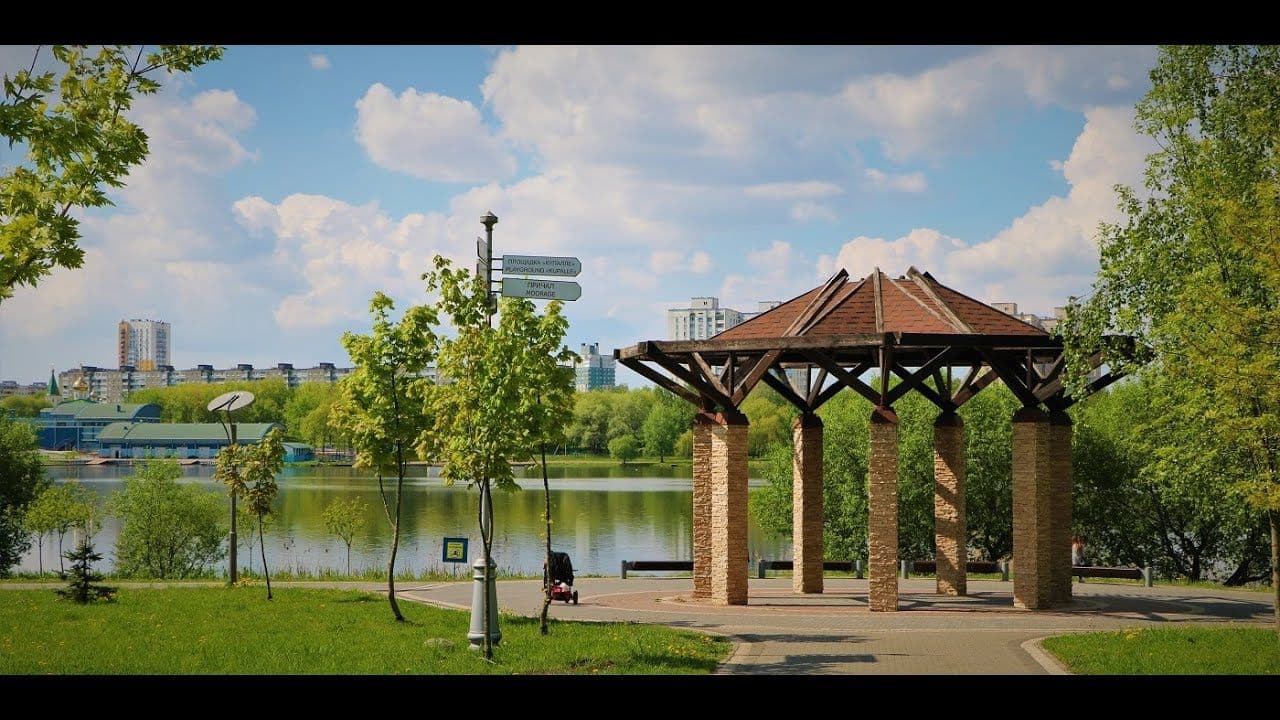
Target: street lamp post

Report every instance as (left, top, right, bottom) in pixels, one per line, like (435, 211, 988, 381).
(208, 391, 256, 584)
(468, 211, 502, 651)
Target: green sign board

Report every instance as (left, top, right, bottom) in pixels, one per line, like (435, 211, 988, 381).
(442, 537, 469, 564)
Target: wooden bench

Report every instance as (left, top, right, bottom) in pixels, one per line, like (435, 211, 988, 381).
(905, 560, 1009, 580)
(756, 560, 862, 578)
(1075, 565, 1153, 586)
(619, 560, 692, 579)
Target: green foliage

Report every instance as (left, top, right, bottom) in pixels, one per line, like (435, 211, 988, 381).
(958, 383, 1020, 561)
(0, 587, 730, 674)
(214, 427, 285, 597)
(0, 45, 223, 303)
(331, 290, 438, 622)
(128, 378, 291, 425)
(322, 496, 367, 575)
(740, 385, 799, 458)
(0, 415, 47, 577)
(54, 538, 115, 604)
(0, 394, 51, 417)
(24, 481, 96, 574)
(108, 459, 226, 579)
(641, 389, 691, 462)
(608, 435, 639, 464)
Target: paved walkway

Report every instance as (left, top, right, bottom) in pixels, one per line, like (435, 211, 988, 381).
(395, 577, 1276, 674)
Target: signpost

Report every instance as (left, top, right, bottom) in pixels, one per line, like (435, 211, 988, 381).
(501, 277, 582, 301)
(443, 537, 469, 564)
(501, 254, 581, 277)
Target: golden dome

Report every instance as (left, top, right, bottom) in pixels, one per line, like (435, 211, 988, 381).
(72, 376, 89, 392)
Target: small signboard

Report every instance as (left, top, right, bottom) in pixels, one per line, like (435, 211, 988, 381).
(476, 237, 488, 259)
(501, 278, 582, 301)
(442, 537, 469, 564)
(501, 254, 582, 277)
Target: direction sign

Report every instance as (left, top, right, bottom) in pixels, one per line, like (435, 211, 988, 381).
(501, 254, 581, 277)
(501, 277, 581, 301)
(476, 237, 488, 259)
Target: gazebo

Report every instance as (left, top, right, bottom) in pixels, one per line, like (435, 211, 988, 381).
(615, 267, 1125, 611)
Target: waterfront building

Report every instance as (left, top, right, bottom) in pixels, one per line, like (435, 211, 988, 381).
(96, 421, 293, 459)
(34, 400, 162, 451)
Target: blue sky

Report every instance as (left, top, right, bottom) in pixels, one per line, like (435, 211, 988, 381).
(0, 45, 1158, 383)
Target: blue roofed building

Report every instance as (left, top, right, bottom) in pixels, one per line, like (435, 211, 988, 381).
(97, 422, 287, 459)
(34, 399, 162, 451)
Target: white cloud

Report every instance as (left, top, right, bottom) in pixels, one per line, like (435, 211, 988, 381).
(720, 241, 818, 311)
(354, 83, 516, 183)
(689, 251, 711, 274)
(864, 167, 927, 192)
(744, 181, 843, 199)
(309, 54, 331, 71)
(818, 105, 1155, 314)
(649, 249, 685, 272)
(790, 202, 837, 222)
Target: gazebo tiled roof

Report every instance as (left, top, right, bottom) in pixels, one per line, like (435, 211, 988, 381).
(715, 267, 1047, 341)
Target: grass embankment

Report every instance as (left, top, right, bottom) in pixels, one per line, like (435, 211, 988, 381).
(0, 587, 729, 674)
(3, 567, 536, 584)
(1043, 626, 1280, 675)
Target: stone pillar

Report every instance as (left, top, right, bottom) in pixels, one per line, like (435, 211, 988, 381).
(710, 411, 749, 605)
(1012, 406, 1052, 610)
(1049, 410, 1074, 606)
(934, 412, 966, 596)
(792, 413, 824, 594)
(868, 406, 899, 612)
(691, 413, 714, 599)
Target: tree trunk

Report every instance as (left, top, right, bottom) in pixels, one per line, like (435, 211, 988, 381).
(346, 541, 351, 576)
(57, 532, 65, 574)
(258, 512, 271, 600)
(36, 535, 43, 575)
(387, 473, 405, 621)
(541, 441, 553, 636)
(1270, 510, 1278, 635)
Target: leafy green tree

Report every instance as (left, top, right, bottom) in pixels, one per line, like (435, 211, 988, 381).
(321, 497, 368, 575)
(568, 390, 614, 453)
(741, 386, 799, 458)
(608, 435, 639, 465)
(421, 255, 574, 657)
(331, 292, 437, 622)
(55, 538, 114, 604)
(959, 384, 1019, 561)
(109, 459, 226, 579)
(0, 394, 51, 417)
(642, 389, 690, 462)
(24, 482, 95, 574)
(0, 415, 46, 577)
(0, 45, 223, 303)
(1062, 45, 1280, 629)
(215, 428, 284, 599)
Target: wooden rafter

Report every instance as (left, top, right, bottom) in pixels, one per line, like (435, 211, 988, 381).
(784, 270, 849, 336)
(804, 350, 879, 405)
(906, 267, 973, 334)
(952, 366, 998, 408)
(731, 349, 781, 405)
(797, 278, 864, 336)
(887, 276, 953, 330)
(762, 370, 809, 412)
(886, 348, 955, 408)
(691, 352, 731, 400)
(617, 358, 700, 405)
(807, 367, 829, 408)
(651, 348, 733, 408)
(977, 347, 1039, 407)
(872, 268, 884, 335)
(811, 381, 845, 410)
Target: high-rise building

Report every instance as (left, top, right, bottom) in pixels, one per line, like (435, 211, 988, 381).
(991, 303, 1067, 334)
(666, 297, 747, 340)
(117, 319, 171, 371)
(574, 343, 616, 392)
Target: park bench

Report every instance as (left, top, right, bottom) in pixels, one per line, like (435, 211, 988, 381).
(904, 560, 1010, 580)
(619, 560, 692, 579)
(756, 560, 862, 578)
(1073, 565, 1154, 586)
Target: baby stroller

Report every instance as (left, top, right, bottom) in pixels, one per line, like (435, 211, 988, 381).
(544, 551, 579, 605)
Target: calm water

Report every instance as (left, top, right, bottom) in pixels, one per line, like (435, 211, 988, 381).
(20, 463, 789, 576)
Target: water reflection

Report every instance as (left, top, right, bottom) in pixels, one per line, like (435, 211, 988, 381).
(21, 463, 789, 576)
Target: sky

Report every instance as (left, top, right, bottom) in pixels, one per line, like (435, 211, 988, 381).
(0, 45, 1160, 384)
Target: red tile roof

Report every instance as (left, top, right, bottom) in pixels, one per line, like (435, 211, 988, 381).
(714, 267, 1047, 341)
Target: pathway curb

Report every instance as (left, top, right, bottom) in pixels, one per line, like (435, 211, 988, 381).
(1021, 635, 1072, 675)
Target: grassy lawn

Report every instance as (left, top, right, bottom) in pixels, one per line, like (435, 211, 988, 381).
(0, 587, 729, 674)
(1042, 626, 1280, 675)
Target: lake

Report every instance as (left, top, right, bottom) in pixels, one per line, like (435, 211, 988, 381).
(19, 463, 791, 577)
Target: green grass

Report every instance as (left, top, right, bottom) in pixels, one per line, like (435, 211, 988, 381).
(1042, 626, 1280, 674)
(0, 587, 730, 674)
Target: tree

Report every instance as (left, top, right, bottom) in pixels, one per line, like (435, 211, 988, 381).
(421, 255, 574, 657)
(0, 415, 46, 577)
(215, 427, 284, 599)
(24, 482, 95, 574)
(55, 538, 114, 604)
(608, 435, 639, 465)
(321, 496, 368, 575)
(331, 292, 437, 622)
(0, 45, 223, 303)
(642, 389, 689, 462)
(109, 459, 226, 579)
(0, 394, 51, 417)
(1062, 46, 1280, 631)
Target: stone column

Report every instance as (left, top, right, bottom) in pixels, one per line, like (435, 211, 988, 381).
(868, 406, 899, 612)
(1012, 406, 1052, 610)
(691, 412, 715, 599)
(792, 413, 824, 594)
(1049, 410, 1074, 606)
(934, 412, 966, 596)
(710, 411, 749, 605)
